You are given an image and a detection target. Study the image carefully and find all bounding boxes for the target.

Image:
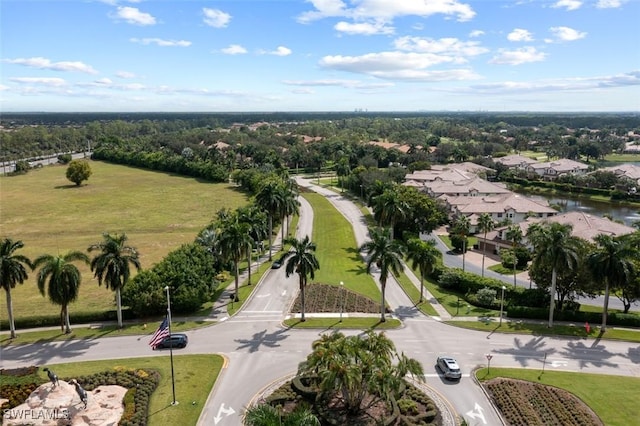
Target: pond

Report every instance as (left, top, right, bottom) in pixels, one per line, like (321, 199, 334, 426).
(518, 191, 640, 226)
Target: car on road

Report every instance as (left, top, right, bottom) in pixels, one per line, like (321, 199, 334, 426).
(436, 356, 462, 380)
(153, 333, 188, 349)
(271, 260, 282, 269)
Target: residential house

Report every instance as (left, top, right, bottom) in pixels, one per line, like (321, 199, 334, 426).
(476, 211, 636, 255)
(444, 193, 557, 232)
(493, 154, 538, 170)
(525, 158, 589, 180)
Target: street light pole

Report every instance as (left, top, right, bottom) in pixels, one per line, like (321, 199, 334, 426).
(499, 285, 506, 325)
(339, 281, 344, 322)
(164, 286, 178, 406)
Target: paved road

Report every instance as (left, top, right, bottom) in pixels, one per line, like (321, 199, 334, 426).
(2, 179, 639, 426)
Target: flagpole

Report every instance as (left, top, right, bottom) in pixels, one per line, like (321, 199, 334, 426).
(164, 286, 178, 405)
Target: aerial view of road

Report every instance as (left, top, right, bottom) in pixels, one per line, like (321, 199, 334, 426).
(1, 178, 638, 426)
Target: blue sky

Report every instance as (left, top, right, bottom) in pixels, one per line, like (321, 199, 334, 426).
(1, 0, 639, 112)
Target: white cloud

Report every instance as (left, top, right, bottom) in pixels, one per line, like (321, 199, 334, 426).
(507, 28, 534, 42)
(130, 38, 191, 47)
(203, 8, 231, 28)
(260, 46, 292, 56)
(334, 21, 394, 35)
(0, 84, 9, 91)
(4, 57, 98, 74)
(489, 46, 546, 65)
(469, 30, 484, 38)
(319, 51, 481, 81)
(116, 71, 136, 79)
(549, 26, 587, 42)
(551, 0, 583, 11)
(10, 77, 67, 87)
(393, 36, 488, 57)
(470, 70, 640, 93)
(298, 0, 475, 23)
(221, 44, 247, 55)
(94, 78, 113, 85)
(112, 6, 156, 25)
(596, 0, 624, 8)
(282, 79, 394, 89)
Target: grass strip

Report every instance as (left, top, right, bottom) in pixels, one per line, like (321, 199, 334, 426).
(445, 320, 640, 342)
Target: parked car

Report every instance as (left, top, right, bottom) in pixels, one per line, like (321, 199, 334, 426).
(436, 356, 462, 380)
(153, 333, 188, 349)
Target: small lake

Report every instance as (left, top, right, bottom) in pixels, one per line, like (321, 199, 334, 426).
(516, 192, 640, 226)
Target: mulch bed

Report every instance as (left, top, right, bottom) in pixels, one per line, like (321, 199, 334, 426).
(291, 283, 389, 314)
(484, 378, 603, 426)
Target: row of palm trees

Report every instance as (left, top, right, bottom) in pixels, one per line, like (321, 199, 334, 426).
(451, 212, 639, 330)
(1, 234, 140, 338)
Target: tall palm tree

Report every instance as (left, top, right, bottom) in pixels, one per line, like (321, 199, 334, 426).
(219, 218, 252, 302)
(279, 186, 300, 241)
(452, 215, 471, 272)
(32, 251, 89, 334)
(255, 180, 284, 261)
(505, 224, 523, 287)
(527, 222, 580, 328)
(0, 238, 32, 338)
(281, 235, 320, 322)
(371, 188, 407, 240)
(359, 228, 405, 322)
(406, 238, 442, 303)
(87, 233, 141, 328)
(237, 205, 268, 285)
(587, 234, 636, 331)
(477, 213, 495, 278)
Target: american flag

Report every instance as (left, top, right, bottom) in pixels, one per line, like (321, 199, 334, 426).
(149, 316, 170, 348)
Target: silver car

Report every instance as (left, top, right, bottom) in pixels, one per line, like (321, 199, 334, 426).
(437, 356, 462, 380)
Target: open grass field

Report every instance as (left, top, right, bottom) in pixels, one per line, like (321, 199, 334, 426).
(0, 161, 248, 323)
(477, 367, 640, 426)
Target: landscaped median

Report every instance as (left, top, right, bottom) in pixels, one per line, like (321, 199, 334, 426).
(476, 367, 640, 426)
(0, 355, 224, 426)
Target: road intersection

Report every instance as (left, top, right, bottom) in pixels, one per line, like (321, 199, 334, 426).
(2, 177, 638, 426)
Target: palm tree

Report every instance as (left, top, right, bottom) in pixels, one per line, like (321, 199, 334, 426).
(299, 331, 423, 416)
(477, 213, 495, 278)
(255, 180, 284, 261)
(87, 233, 141, 328)
(281, 235, 320, 322)
(0, 238, 32, 338)
(452, 215, 471, 272)
(371, 187, 407, 240)
(359, 228, 405, 322)
(280, 186, 300, 241)
(587, 234, 636, 331)
(505, 224, 523, 287)
(219, 218, 252, 302)
(335, 157, 351, 193)
(237, 205, 268, 285)
(32, 251, 89, 334)
(406, 238, 441, 303)
(526, 222, 580, 328)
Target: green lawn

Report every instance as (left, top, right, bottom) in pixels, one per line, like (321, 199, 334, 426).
(0, 161, 248, 324)
(603, 153, 640, 162)
(301, 193, 380, 300)
(477, 367, 640, 426)
(488, 263, 527, 275)
(446, 320, 640, 343)
(394, 271, 439, 316)
(437, 235, 478, 251)
(0, 355, 223, 426)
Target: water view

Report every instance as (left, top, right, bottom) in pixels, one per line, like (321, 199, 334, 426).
(521, 192, 640, 226)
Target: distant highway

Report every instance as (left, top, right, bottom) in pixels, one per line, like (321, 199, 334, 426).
(1, 152, 91, 174)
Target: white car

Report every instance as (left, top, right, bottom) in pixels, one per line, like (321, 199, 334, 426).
(437, 356, 462, 380)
